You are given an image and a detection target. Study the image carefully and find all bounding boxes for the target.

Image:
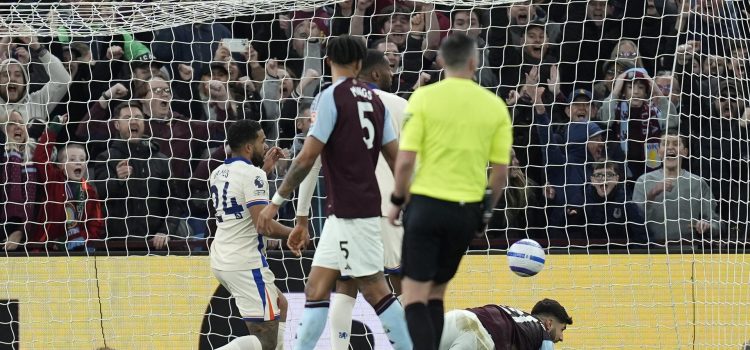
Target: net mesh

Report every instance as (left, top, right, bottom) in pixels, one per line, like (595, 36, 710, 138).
(1, 0, 749, 349)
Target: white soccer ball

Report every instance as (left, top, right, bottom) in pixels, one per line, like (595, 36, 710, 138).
(507, 239, 546, 277)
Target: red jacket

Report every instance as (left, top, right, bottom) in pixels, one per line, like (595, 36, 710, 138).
(31, 127, 104, 245)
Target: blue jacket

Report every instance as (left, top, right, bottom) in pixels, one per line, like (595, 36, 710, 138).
(584, 183, 647, 242)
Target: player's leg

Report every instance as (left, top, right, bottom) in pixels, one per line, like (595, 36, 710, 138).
(275, 288, 287, 350)
(294, 217, 344, 350)
(216, 335, 263, 350)
(437, 310, 493, 350)
(330, 278, 358, 350)
(400, 196, 445, 350)
(213, 268, 281, 349)
(381, 216, 404, 295)
(341, 217, 411, 349)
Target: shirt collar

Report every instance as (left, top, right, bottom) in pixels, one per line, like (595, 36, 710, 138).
(224, 157, 253, 165)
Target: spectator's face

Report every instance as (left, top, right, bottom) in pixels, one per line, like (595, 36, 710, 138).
(566, 97, 593, 121)
(376, 42, 401, 73)
(293, 19, 321, 54)
(659, 135, 685, 169)
(381, 14, 410, 47)
(0, 63, 26, 103)
(279, 69, 294, 98)
(587, 0, 607, 21)
(587, 134, 605, 161)
(133, 67, 152, 82)
(59, 147, 87, 181)
(509, 2, 532, 25)
(3, 110, 27, 145)
(147, 78, 172, 117)
(591, 166, 619, 197)
(646, 0, 659, 16)
(452, 11, 481, 39)
(624, 80, 648, 108)
(655, 76, 680, 106)
(296, 108, 312, 134)
(523, 27, 546, 59)
(714, 93, 740, 119)
(115, 107, 146, 141)
(616, 42, 639, 60)
(730, 57, 747, 77)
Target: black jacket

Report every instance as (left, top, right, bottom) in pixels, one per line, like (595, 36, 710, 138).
(93, 139, 181, 238)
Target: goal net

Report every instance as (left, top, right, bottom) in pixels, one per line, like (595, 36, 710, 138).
(1, 0, 749, 349)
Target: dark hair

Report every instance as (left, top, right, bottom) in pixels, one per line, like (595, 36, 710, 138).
(227, 120, 263, 152)
(298, 100, 312, 114)
(112, 101, 143, 118)
(360, 49, 390, 76)
(592, 162, 616, 172)
(326, 35, 367, 66)
(531, 299, 573, 325)
(450, 7, 484, 27)
(439, 33, 477, 70)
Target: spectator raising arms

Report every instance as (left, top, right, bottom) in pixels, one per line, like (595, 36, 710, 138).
(31, 114, 103, 252)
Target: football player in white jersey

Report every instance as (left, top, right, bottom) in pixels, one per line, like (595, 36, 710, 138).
(292, 49, 409, 350)
(209, 120, 293, 350)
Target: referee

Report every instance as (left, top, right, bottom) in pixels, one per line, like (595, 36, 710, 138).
(387, 33, 513, 350)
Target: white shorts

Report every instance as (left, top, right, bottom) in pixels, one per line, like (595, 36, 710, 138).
(439, 310, 495, 350)
(381, 217, 403, 273)
(212, 267, 280, 322)
(313, 216, 383, 278)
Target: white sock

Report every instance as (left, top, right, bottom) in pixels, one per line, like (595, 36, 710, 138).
(216, 335, 262, 350)
(329, 293, 356, 350)
(276, 321, 286, 350)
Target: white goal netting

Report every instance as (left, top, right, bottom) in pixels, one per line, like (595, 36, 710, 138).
(1, 0, 749, 349)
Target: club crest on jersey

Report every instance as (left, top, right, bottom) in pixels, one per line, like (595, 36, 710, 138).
(254, 176, 264, 188)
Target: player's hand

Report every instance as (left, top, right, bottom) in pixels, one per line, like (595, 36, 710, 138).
(387, 205, 402, 227)
(150, 233, 169, 249)
(287, 222, 310, 257)
(257, 204, 279, 235)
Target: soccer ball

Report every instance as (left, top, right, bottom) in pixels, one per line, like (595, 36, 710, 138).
(507, 239, 546, 277)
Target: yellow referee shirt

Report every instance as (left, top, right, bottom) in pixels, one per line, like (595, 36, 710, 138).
(400, 77, 513, 203)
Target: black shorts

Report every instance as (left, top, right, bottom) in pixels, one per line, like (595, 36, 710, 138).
(401, 194, 482, 284)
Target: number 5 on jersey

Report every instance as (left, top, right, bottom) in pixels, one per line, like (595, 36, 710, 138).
(357, 101, 375, 149)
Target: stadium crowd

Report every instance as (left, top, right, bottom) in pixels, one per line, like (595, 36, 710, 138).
(1, 0, 749, 252)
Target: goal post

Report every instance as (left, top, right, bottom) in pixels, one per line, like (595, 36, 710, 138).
(0, 0, 749, 349)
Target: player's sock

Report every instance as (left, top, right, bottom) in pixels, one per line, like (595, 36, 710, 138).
(428, 299, 445, 348)
(216, 335, 262, 350)
(294, 300, 329, 350)
(374, 294, 413, 350)
(404, 302, 434, 350)
(276, 321, 285, 350)
(329, 293, 356, 350)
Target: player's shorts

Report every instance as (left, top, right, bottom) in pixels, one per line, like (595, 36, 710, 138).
(212, 267, 280, 322)
(439, 310, 494, 350)
(313, 215, 383, 278)
(381, 216, 403, 274)
(402, 194, 481, 284)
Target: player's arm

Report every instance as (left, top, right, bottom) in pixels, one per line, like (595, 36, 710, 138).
(294, 156, 322, 227)
(249, 205, 293, 239)
(381, 108, 399, 173)
(276, 137, 324, 199)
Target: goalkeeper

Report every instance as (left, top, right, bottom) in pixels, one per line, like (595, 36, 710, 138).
(439, 299, 572, 350)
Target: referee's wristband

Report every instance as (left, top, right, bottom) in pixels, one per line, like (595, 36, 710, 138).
(271, 192, 288, 206)
(390, 194, 406, 206)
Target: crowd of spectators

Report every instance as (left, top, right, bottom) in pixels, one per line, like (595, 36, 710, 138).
(1, 0, 749, 252)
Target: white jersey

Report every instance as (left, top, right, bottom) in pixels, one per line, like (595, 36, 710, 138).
(209, 157, 270, 271)
(373, 89, 408, 215)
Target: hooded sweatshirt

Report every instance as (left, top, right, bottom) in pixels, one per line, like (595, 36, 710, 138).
(0, 49, 71, 123)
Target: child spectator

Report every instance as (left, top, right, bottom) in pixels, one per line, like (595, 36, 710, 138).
(0, 110, 36, 251)
(584, 162, 646, 243)
(632, 131, 722, 243)
(31, 114, 103, 251)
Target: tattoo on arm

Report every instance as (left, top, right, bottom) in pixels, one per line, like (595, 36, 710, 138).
(278, 160, 313, 198)
(246, 320, 279, 350)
